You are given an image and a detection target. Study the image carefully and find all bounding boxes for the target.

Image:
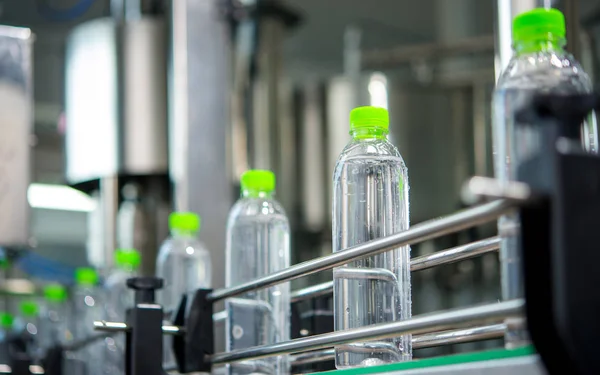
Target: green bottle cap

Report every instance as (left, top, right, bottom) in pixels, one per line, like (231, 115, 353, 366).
(241, 170, 276, 194)
(114, 249, 141, 269)
(350, 106, 389, 132)
(44, 284, 67, 303)
(513, 8, 565, 46)
(20, 301, 38, 317)
(169, 212, 201, 232)
(75, 267, 98, 286)
(0, 313, 13, 329)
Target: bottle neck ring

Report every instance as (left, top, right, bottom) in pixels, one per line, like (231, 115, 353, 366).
(514, 38, 566, 56)
(350, 127, 388, 140)
(242, 189, 274, 199)
(171, 228, 197, 238)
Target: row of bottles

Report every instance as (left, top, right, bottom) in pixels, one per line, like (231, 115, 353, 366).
(155, 171, 290, 375)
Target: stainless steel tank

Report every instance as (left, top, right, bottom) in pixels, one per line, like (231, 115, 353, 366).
(65, 16, 168, 183)
(0, 26, 33, 248)
(64, 5, 169, 274)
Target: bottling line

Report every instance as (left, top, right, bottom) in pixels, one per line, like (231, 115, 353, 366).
(0, 0, 597, 374)
(89, 90, 600, 375)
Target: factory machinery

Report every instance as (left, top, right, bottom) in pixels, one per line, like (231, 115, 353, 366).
(87, 92, 600, 375)
(0, 0, 597, 374)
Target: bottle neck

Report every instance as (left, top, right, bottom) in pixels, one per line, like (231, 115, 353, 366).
(514, 38, 566, 56)
(117, 265, 137, 274)
(241, 189, 274, 199)
(350, 127, 388, 140)
(171, 228, 197, 238)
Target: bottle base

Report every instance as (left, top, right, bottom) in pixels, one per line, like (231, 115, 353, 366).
(335, 341, 411, 369)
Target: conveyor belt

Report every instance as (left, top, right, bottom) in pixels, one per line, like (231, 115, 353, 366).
(317, 346, 543, 375)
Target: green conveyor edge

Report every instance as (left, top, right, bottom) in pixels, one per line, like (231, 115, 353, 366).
(318, 345, 536, 374)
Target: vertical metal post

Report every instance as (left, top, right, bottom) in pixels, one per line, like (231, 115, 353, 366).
(473, 83, 490, 177)
(100, 176, 119, 270)
(563, 0, 581, 60)
(494, 0, 542, 349)
(494, 0, 540, 81)
(343, 25, 362, 108)
(169, 0, 232, 291)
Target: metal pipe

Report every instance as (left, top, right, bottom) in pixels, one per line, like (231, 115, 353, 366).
(410, 236, 500, 271)
(290, 236, 501, 303)
(213, 310, 228, 324)
(362, 35, 494, 69)
(563, 0, 580, 60)
(290, 323, 506, 366)
(94, 321, 129, 332)
(209, 299, 524, 364)
(93, 320, 184, 336)
(462, 176, 534, 206)
(411, 323, 505, 348)
(100, 176, 119, 270)
(291, 281, 334, 303)
(208, 200, 515, 302)
(494, 0, 540, 81)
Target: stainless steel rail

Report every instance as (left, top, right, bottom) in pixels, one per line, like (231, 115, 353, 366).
(213, 310, 228, 324)
(93, 320, 185, 335)
(290, 280, 335, 303)
(209, 299, 524, 364)
(290, 323, 506, 366)
(411, 236, 500, 271)
(462, 176, 534, 205)
(208, 200, 514, 302)
(411, 323, 505, 348)
(289, 236, 500, 303)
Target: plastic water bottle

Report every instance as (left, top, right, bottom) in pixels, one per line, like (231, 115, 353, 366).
(332, 106, 411, 368)
(103, 249, 140, 374)
(39, 284, 70, 352)
(19, 301, 42, 362)
(156, 212, 211, 369)
(225, 170, 291, 375)
(0, 312, 13, 342)
(492, 8, 596, 348)
(72, 267, 103, 375)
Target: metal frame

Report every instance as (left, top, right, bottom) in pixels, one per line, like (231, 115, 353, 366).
(96, 199, 518, 370)
(209, 300, 523, 365)
(289, 236, 500, 303)
(290, 324, 506, 367)
(208, 200, 514, 302)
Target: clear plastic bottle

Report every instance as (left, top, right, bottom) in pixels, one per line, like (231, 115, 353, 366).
(72, 267, 103, 375)
(156, 212, 211, 369)
(0, 313, 12, 365)
(332, 106, 411, 368)
(492, 8, 596, 348)
(19, 301, 42, 363)
(0, 312, 13, 343)
(225, 170, 291, 375)
(39, 284, 70, 352)
(103, 249, 140, 374)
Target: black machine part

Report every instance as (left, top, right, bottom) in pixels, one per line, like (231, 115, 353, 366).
(517, 93, 600, 375)
(125, 277, 167, 375)
(172, 289, 214, 373)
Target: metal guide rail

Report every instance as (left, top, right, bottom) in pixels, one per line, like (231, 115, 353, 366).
(94, 93, 600, 375)
(96, 199, 520, 375)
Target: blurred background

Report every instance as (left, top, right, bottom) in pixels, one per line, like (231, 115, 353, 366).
(0, 0, 598, 370)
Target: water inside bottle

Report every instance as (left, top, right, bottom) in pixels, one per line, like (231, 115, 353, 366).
(226, 212, 290, 375)
(333, 155, 411, 367)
